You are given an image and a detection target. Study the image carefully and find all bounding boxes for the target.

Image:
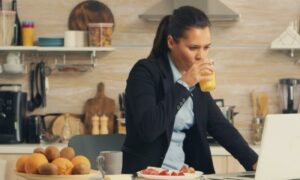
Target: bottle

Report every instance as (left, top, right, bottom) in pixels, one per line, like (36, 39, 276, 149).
(11, 0, 22, 45)
(61, 113, 71, 143)
(22, 21, 35, 46)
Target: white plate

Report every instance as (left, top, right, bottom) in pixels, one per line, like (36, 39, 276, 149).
(137, 171, 203, 179)
(16, 171, 100, 180)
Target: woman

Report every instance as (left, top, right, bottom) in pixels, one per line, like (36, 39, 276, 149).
(122, 6, 258, 174)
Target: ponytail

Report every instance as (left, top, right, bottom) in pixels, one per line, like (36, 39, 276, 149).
(147, 6, 211, 59)
(148, 15, 171, 59)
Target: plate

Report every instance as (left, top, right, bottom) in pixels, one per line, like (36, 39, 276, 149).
(16, 171, 100, 180)
(68, 1, 114, 31)
(137, 171, 203, 180)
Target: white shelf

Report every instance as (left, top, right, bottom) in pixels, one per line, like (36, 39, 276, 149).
(0, 46, 115, 52)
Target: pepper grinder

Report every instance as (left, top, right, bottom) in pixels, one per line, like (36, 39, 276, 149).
(100, 114, 109, 134)
(91, 114, 100, 135)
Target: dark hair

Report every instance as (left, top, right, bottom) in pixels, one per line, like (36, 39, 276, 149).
(148, 6, 211, 59)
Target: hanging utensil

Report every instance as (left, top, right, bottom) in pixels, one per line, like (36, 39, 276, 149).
(27, 62, 36, 112)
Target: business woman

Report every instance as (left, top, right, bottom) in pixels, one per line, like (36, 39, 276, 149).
(122, 6, 258, 174)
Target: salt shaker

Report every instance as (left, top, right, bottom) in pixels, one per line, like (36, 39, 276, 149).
(91, 114, 100, 135)
(100, 114, 109, 134)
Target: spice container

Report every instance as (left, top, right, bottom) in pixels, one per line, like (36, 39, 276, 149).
(88, 23, 113, 47)
(21, 21, 35, 46)
(91, 114, 100, 135)
(100, 114, 109, 134)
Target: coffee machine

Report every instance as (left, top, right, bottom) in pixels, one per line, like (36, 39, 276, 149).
(0, 84, 27, 143)
(279, 79, 300, 113)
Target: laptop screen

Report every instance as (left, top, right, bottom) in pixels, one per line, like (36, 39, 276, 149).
(254, 114, 300, 180)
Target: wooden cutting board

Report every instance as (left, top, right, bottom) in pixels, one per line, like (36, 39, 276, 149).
(51, 113, 85, 137)
(83, 82, 116, 134)
(68, 0, 115, 31)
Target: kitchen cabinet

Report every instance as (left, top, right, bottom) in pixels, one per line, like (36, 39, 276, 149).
(212, 155, 245, 174)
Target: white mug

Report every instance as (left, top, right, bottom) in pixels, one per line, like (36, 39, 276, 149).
(96, 151, 123, 176)
(64, 31, 87, 47)
(6, 52, 21, 64)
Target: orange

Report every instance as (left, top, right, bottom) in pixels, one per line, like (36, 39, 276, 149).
(25, 153, 48, 174)
(16, 155, 30, 173)
(71, 155, 91, 169)
(51, 157, 73, 175)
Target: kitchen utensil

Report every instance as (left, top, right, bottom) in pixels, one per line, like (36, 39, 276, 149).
(251, 91, 257, 118)
(68, 1, 114, 31)
(27, 63, 36, 112)
(34, 62, 43, 108)
(51, 113, 84, 138)
(83, 82, 116, 134)
(279, 78, 300, 113)
(25, 113, 61, 143)
(258, 92, 268, 118)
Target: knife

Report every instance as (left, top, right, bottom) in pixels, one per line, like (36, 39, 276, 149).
(118, 94, 123, 111)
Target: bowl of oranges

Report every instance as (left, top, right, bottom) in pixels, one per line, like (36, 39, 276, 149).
(15, 145, 100, 180)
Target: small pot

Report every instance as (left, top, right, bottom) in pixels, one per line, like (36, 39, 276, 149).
(219, 106, 239, 124)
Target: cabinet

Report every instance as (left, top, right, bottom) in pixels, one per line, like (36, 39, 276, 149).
(212, 155, 245, 174)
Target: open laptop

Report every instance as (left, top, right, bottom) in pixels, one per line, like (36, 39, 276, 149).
(206, 114, 300, 180)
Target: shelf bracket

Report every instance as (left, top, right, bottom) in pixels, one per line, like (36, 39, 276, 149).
(290, 49, 295, 58)
(90, 50, 97, 67)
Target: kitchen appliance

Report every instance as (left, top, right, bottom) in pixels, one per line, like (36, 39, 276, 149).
(24, 113, 61, 143)
(139, 0, 240, 22)
(25, 115, 45, 143)
(279, 78, 300, 113)
(207, 99, 239, 145)
(0, 84, 27, 143)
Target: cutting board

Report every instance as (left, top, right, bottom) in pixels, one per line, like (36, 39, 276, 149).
(83, 82, 116, 134)
(68, 0, 115, 31)
(51, 113, 85, 137)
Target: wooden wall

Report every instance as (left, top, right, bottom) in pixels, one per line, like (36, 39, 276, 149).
(1, 0, 300, 142)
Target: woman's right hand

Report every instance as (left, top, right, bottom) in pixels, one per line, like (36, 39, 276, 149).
(180, 58, 214, 87)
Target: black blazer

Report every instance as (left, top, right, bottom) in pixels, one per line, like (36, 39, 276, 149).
(122, 55, 258, 174)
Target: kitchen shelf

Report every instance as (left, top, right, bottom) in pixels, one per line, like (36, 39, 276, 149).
(0, 46, 115, 52)
(0, 46, 115, 66)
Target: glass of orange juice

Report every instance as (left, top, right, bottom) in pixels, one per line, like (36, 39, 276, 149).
(199, 72, 216, 92)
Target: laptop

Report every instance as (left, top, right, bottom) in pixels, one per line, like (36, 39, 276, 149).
(206, 114, 300, 180)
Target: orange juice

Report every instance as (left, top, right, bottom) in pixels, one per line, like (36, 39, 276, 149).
(199, 72, 216, 92)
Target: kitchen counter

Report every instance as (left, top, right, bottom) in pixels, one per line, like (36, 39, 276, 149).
(0, 143, 260, 155)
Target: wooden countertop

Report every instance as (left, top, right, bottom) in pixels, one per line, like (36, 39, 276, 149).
(0, 143, 259, 155)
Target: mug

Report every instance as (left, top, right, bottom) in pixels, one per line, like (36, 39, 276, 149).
(6, 52, 21, 64)
(96, 151, 123, 176)
(64, 30, 87, 47)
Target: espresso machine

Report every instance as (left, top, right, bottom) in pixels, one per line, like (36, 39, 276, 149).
(279, 78, 300, 113)
(0, 84, 27, 143)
